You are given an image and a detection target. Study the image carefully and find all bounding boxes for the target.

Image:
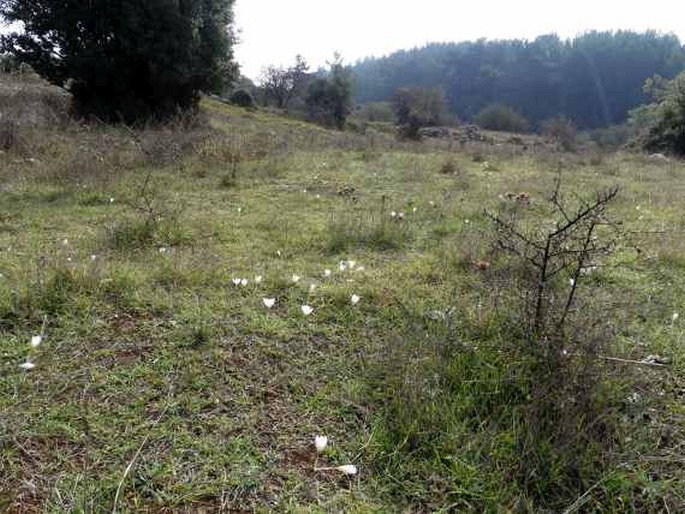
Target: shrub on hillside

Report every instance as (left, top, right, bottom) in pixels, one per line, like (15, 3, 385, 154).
(229, 89, 255, 109)
(541, 116, 578, 151)
(392, 87, 448, 139)
(629, 72, 685, 156)
(473, 104, 530, 133)
(305, 55, 353, 129)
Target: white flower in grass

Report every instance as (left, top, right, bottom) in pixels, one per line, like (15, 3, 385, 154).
(19, 360, 35, 370)
(109, 197, 115, 203)
(255, 275, 263, 284)
(291, 274, 301, 283)
(347, 260, 356, 269)
(62, 238, 69, 246)
(90, 254, 98, 261)
(356, 266, 365, 272)
(309, 283, 317, 293)
(324, 269, 332, 278)
(672, 312, 679, 322)
(263, 298, 276, 309)
(351, 294, 361, 306)
(315, 435, 328, 453)
(276, 250, 282, 257)
(390, 211, 397, 218)
(301, 305, 314, 316)
(337, 465, 358, 476)
(30, 335, 42, 348)
(158, 247, 167, 254)
(412, 207, 418, 213)
(240, 278, 248, 287)
(232, 278, 242, 286)
(338, 261, 347, 272)
(429, 201, 435, 207)
(316, 194, 321, 199)
(569, 278, 575, 287)
(237, 207, 243, 213)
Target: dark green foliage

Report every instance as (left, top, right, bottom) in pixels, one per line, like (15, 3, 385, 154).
(0, 0, 238, 123)
(630, 72, 685, 155)
(305, 56, 353, 129)
(392, 87, 447, 138)
(473, 103, 530, 133)
(229, 89, 255, 108)
(353, 31, 685, 129)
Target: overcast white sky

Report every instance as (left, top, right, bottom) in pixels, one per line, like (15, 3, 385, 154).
(234, 0, 684, 79)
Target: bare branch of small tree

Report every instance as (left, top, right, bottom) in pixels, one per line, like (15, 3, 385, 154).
(259, 55, 309, 109)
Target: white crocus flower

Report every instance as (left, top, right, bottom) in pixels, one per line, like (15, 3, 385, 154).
(324, 269, 332, 278)
(569, 278, 575, 287)
(338, 261, 347, 272)
(301, 305, 314, 316)
(391, 211, 397, 218)
(347, 260, 356, 269)
(255, 275, 263, 284)
(292, 275, 301, 283)
(263, 298, 276, 309)
(309, 283, 316, 293)
(351, 294, 361, 305)
(30, 335, 42, 348)
(315, 435, 328, 453)
(672, 312, 679, 322)
(232, 278, 242, 286)
(19, 360, 35, 370)
(337, 465, 358, 476)
(240, 278, 248, 287)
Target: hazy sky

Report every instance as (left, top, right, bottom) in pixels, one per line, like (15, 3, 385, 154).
(234, 0, 684, 79)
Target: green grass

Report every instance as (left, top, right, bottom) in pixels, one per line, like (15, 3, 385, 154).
(1, 75, 684, 512)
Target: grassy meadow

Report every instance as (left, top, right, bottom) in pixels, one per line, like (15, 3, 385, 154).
(1, 73, 684, 512)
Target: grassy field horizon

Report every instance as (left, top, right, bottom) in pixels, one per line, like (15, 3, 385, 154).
(1, 73, 684, 512)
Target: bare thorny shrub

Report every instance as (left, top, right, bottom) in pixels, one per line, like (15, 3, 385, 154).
(484, 175, 624, 498)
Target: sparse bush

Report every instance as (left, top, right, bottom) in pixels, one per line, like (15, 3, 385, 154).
(364, 179, 630, 511)
(473, 104, 530, 133)
(541, 116, 578, 151)
(484, 179, 624, 503)
(393, 87, 448, 139)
